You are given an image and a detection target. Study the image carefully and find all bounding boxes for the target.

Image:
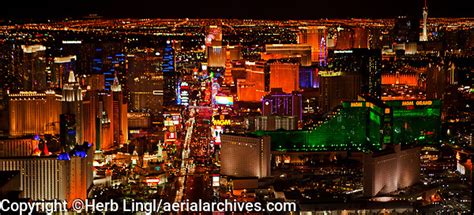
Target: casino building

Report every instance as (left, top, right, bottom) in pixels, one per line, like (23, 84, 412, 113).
(8, 91, 62, 137)
(220, 134, 271, 178)
(0, 138, 93, 204)
(363, 144, 421, 197)
(255, 98, 441, 152)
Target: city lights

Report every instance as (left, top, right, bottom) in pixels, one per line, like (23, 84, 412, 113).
(0, 1, 472, 214)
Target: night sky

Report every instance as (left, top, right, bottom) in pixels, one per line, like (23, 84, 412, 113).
(2, 0, 473, 20)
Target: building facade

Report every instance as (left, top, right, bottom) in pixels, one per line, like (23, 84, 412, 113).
(363, 145, 420, 197)
(220, 134, 271, 178)
(8, 91, 62, 137)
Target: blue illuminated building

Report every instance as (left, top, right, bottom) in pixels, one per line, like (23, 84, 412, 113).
(162, 41, 177, 105)
(92, 47, 126, 91)
(299, 66, 319, 89)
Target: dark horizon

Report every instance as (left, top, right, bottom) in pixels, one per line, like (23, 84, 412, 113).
(2, 0, 473, 21)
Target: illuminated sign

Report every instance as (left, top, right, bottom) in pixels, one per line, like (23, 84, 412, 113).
(212, 115, 231, 126)
(180, 82, 189, 106)
(215, 96, 234, 105)
(350, 102, 364, 107)
(319, 71, 343, 77)
(165, 131, 176, 142)
(212, 175, 220, 187)
(415, 100, 432, 106)
(164, 113, 181, 126)
(402, 101, 414, 106)
(245, 61, 256, 66)
(145, 178, 160, 183)
(213, 119, 231, 126)
(164, 118, 174, 126)
(62, 40, 82, 44)
(334, 50, 353, 54)
(181, 82, 189, 89)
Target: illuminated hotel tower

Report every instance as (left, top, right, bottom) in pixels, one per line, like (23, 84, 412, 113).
(420, 0, 428, 41)
(298, 26, 327, 66)
(8, 91, 62, 136)
(62, 70, 84, 145)
(268, 61, 300, 94)
(111, 74, 128, 145)
(162, 41, 177, 106)
(20, 45, 48, 90)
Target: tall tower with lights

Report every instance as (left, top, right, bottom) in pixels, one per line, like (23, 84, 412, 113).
(61, 70, 84, 147)
(162, 40, 177, 106)
(420, 0, 428, 41)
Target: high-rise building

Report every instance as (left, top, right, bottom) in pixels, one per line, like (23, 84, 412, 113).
(334, 28, 354, 50)
(426, 62, 447, 99)
(0, 138, 39, 157)
(91, 42, 126, 92)
(299, 66, 319, 89)
(82, 90, 98, 147)
(81, 89, 116, 151)
(256, 99, 441, 152)
(236, 61, 267, 102)
(20, 45, 48, 91)
(420, 0, 429, 41)
(220, 134, 271, 178)
(111, 75, 128, 145)
(51, 55, 77, 89)
(298, 26, 328, 65)
(0, 146, 93, 204)
(81, 70, 128, 149)
(8, 91, 62, 136)
(262, 89, 302, 121)
(328, 49, 382, 99)
(227, 45, 242, 61)
(99, 91, 114, 150)
(127, 52, 164, 114)
(105, 53, 126, 92)
(162, 41, 177, 106)
(333, 27, 369, 50)
(363, 145, 420, 197)
(318, 72, 361, 113)
(62, 71, 84, 145)
(353, 27, 369, 49)
(269, 61, 300, 94)
(56, 40, 95, 76)
(264, 44, 312, 66)
(208, 46, 227, 68)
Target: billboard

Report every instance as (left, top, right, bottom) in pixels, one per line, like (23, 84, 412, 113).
(215, 96, 233, 105)
(212, 174, 220, 187)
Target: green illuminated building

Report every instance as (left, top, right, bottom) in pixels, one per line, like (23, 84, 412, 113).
(254, 99, 441, 152)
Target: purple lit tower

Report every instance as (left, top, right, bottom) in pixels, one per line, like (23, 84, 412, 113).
(262, 89, 303, 121)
